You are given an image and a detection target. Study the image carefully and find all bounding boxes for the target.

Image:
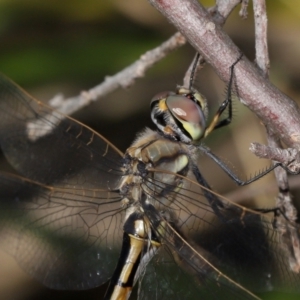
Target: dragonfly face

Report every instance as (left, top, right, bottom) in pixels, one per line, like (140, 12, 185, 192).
(0, 69, 299, 300)
(150, 86, 208, 143)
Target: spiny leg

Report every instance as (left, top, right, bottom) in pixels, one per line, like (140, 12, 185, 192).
(204, 54, 243, 138)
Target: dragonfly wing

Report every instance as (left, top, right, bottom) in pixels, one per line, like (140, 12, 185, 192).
(142, 208, 261, 299)
(0, 74, 124, 190)
(136, 250, 206, 300)
(0, 74, 127, 290)
(0, 172, 124, 290)
(141, 172, 300, 297)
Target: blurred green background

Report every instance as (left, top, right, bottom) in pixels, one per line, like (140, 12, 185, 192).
(0, 0, 300, 299)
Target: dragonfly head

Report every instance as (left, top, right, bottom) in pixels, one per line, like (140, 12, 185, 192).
(150, 86, 208, 144)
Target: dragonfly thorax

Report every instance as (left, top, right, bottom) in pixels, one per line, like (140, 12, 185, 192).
(121, 129, 191, 223)
(150, 86, 208, 144)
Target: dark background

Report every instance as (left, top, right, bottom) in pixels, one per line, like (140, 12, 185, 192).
(0, 1, 300, 299)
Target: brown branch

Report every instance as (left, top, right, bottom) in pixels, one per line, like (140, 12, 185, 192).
(48, 32, 186, 116)
(251, 2, 298, 254)
(251, 0, 289, 184)
(251, 0, 289, 191)
(248, 1, 300, 271)
(147, 0, 300, 150)
(253, 0, 270, 77)
(250, 142, 300, 173)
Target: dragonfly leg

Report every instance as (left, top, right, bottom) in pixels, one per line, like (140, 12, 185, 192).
(191, 163, 232, 222)
(198, 144, 281, 186)
(204, 54, 243, 137)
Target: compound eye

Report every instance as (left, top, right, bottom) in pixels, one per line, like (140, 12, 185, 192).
(192, 91, 207, 111)
(150, 91, 174, 108)
(166, 95, 206, 142)
(166, 95, 201, 123)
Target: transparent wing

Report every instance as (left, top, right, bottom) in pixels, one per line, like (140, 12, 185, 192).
(137, 244, 261, 300)
(0, 74, 126, 290)
(137, 249, 207, 300)
(0, 172, 124, 290)
(141, 170, 300, 299)
(0, 73, 124, 189)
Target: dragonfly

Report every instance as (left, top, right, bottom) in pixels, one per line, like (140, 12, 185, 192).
(0, 54, 298, 300)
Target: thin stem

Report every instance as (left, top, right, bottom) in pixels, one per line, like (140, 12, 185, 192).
(48, 32, 186, 116)
(253, 0, 270, 77)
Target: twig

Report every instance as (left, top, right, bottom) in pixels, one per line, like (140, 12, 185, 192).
(252, 0, 285, 191)
(239, 0, 249, 19)
(244, 1, 299, 176)
(147, 0, 300, 150)
(252, 136, 300, 273)
(48, 32, 186, 116)
(253, 0, 270, 77)
(251, 2, 300, 272)
(250, 142, 300, 174)
(251, 116, 300, 273)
